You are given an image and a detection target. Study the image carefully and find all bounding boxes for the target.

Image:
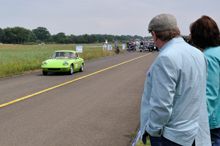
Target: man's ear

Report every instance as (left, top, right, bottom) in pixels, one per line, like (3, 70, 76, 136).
(152, 31, 157, 41)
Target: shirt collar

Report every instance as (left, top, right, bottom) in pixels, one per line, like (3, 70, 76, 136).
(159, 37, 181, 53)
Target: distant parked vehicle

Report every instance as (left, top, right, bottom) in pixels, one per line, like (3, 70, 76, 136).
(140, 41, 155, 52)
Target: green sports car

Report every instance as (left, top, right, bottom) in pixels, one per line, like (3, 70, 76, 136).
(41, 50, 85, 75)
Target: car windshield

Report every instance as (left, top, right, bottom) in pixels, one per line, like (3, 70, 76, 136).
(51, 52, 76, 59)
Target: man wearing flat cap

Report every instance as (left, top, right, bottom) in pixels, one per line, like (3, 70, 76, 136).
(140, 14, 211, 146)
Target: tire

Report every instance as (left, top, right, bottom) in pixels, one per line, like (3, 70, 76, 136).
(140, 50, 142, 52)
(68, 64, 73, 75)
(79, 63, 84, 72)
(43, 71, 48, 75)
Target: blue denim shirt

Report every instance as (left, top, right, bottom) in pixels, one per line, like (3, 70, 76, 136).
(140, 37, 211, 146)
(203, 46, 220, 130)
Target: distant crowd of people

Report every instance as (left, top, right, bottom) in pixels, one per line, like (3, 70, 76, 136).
(126, 40, 148, 48)
(102, 38, 159, 53)
(126, 39, 159, 52)
(102, 32, 204, 55)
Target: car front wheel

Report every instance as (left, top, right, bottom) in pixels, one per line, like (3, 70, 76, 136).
(80, 64, 84, 72)
(68, 65, 73, 75)
(43, 71, 48, 75)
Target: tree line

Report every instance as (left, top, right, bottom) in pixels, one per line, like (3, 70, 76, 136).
(0, 27, 152, 44)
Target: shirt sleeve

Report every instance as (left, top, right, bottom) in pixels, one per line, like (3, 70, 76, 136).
(146, 55, 177, 137)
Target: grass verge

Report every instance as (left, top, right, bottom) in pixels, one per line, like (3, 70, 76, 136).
(0, 44, 125, 79)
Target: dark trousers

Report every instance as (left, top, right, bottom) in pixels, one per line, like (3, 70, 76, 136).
(211, 128, 220, 146)
(149, 136, 195, 146)
(150, 136, 182, 146)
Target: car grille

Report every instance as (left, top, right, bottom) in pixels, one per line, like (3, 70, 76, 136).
(48, 68, 60, 71)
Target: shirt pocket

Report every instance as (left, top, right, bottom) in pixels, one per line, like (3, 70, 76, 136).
(146, 70, 150, 77)
(146, 70, 152, 86)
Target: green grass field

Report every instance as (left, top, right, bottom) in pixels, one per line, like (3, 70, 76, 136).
(0, 43, 124, 79)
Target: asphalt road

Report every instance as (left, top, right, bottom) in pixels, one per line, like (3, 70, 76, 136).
(0, 51, 158, 146)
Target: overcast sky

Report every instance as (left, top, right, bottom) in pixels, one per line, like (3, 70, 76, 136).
(1, 0, 220, 37)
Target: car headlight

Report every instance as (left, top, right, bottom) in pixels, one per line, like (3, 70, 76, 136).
(63, 61, 68, 66)
(42, 61, 47, 66)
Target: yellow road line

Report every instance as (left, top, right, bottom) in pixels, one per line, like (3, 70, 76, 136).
(0, 53, 151, 108)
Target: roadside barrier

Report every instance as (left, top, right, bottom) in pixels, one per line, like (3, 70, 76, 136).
(131, 128, 141, 146)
